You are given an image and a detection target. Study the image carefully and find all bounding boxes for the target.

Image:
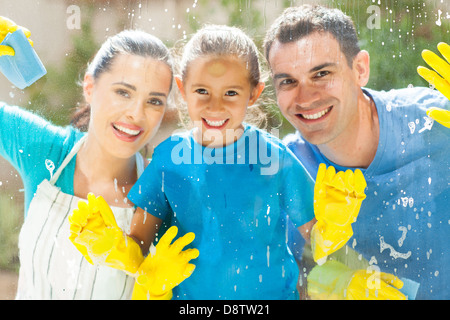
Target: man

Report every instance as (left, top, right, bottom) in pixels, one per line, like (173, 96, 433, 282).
(264, 5, 449, 299)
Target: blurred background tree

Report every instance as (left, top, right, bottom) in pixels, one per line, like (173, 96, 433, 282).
(328, 0, 450, 90)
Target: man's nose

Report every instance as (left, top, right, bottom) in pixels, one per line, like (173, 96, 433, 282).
(294, 83, 321, 108)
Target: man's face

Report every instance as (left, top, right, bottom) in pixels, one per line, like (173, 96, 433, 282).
(268, 31, 366, 146)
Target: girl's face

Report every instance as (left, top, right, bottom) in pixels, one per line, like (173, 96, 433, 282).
(83, 54, 172, 159)
(176, 55, 264, 148)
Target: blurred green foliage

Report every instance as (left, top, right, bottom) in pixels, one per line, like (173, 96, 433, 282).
(329, 0, 450, 90)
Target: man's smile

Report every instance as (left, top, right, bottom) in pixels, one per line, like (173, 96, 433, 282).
(296, 106, 333, 121)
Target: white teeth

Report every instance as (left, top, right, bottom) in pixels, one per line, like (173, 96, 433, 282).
(113, 123, 141, 136)
(204, 119, 227, 127)
(301, 107, 331, 120)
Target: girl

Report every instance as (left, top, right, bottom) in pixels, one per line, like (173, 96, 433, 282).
(0, 17, 173, 299)
(126, 25, 317, 300)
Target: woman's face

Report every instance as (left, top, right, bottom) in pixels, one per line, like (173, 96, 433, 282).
(84, 54, 172, 159)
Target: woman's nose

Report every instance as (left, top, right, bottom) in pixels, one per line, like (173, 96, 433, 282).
(126, 99, 145, 119)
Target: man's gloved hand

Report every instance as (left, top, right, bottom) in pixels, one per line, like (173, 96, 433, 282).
(311, 164, 367, 264)
(307, 260, 406, 300)
(0, 16, 33, 56)
(417, 42, 450, 128)
(68, 193, 144, 275)
(426, 107, 450, 128)
(131, 226, 199, 300)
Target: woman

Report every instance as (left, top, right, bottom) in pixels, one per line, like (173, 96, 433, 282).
(0, 17, 174, 299)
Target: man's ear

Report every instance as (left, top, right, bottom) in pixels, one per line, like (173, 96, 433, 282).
(175, 76, 187, 101)
(353, 50, 370, 87)
(83, 73, 94, 104)
(249, 82, 265, 106)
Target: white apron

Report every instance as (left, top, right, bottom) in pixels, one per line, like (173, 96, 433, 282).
(16, 136, 144, 299)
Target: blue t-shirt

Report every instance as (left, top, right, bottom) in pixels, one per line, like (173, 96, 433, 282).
(0, 103, 84, 215)
(128, 124, 315, 299)
(284, 87, 450, 300)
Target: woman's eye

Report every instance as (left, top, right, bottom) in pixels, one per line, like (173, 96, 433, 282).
(148, 98, 164, 106)
(115, 89, 130, 97)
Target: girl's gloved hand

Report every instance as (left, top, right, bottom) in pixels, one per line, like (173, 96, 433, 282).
(131, 226, 199, 300)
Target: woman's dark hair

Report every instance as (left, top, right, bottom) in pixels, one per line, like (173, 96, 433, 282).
(71, 29, 173, 131)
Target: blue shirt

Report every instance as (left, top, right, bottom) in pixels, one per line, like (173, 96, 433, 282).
(284, 87, 450, 300)
(0, 103, 84, 215)
(128, 124, 315, 299)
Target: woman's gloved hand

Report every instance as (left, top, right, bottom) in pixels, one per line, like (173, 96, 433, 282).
(0, 16, 33, 56)
(68, 193, 144, 275)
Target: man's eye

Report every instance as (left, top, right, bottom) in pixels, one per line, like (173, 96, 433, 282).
(278, 79, 296, 87)
(315, 70, 330, 78)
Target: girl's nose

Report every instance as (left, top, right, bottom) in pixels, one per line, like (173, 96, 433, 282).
(207, 96, 224, 112)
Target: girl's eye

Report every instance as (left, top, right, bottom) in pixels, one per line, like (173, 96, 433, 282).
(225, 90, 238, 97)
(195, 88, 208, 95)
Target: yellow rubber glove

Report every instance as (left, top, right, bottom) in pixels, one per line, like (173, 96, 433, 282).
(131, 226, 199, 300)
(0, 16, 33, 56)
(307, 260, 406, 300)
(426, 107, 450, 128)
(311, 164, 367, 264)
(68, 193, 144, 275)
(417, 42, 450, 128)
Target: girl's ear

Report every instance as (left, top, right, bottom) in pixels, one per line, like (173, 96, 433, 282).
(175, 76, 187, 101)
(248, 82, 265, 106)
(83, 73, 94, 104)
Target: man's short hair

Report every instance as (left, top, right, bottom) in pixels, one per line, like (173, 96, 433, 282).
(264, 4, 361, 67)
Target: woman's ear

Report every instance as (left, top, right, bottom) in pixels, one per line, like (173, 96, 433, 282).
(249, 82, 265, 106)
(175, 76, 187, 101)
(83, 73, 94, 104)
(353, 50, 370, 87)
